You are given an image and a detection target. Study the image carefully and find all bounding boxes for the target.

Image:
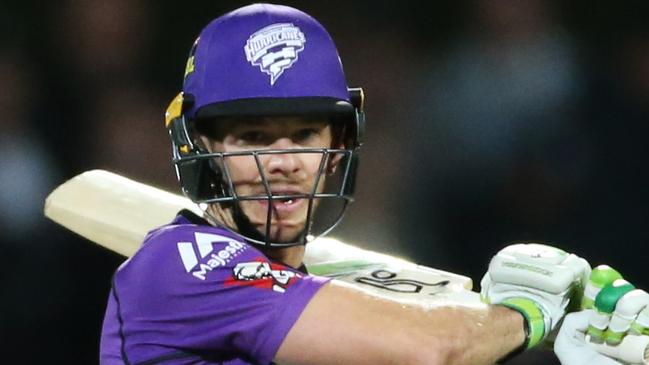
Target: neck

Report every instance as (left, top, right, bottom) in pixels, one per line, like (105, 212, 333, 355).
(204, 205, 306, 268)
(263, 245, 305, 269)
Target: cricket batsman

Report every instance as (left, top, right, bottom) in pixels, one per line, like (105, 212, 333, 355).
(99, 4, 649, 365)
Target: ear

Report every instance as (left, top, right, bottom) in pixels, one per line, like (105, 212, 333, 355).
(327, 140, 346, 175)
(327, 121, 347, 175)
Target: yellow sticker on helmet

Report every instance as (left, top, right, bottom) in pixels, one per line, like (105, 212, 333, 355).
(184, 56, 195, 78)
(165, 92, 184, 128)
(184, 37, 199, 78)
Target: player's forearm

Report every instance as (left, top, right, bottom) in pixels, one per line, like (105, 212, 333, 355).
(368, 299, 526, 365)
(425, 304, 525, 365)
(277, 281, 526, 365)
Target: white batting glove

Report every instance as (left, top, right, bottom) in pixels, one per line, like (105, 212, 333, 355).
(560, 265, 649, 365)
(480, 243, 591, 349)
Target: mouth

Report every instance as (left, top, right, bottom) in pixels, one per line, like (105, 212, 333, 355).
(255, 189, 307, 213)
(271, 197, 304, 212)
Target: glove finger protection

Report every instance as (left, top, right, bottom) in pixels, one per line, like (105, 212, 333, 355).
(583, 266, 649, 344)
(578, 265, 649, 364)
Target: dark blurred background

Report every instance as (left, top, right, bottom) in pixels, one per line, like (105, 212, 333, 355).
(2, 0, 648, 363)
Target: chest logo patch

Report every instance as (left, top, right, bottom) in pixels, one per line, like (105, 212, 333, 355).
(244, 23, 306, 85)
(177, 232, 248, 280)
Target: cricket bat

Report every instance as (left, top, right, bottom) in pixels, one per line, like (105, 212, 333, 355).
(44, 170, 649, 363)
(43, 170, 477, 304)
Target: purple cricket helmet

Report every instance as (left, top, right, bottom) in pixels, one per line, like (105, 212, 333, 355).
(183, 3, 354, 119)
(165, 3, 365, 248)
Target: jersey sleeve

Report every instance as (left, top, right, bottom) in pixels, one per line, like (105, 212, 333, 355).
(112, 225, 330, 364)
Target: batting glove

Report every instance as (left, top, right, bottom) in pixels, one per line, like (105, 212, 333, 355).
(556, 265, 649, 365)
(481, 243, 591, 349)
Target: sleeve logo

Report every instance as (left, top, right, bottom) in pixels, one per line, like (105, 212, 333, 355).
(177, 232, 248, 280)
(227, 259, 302, 293)
(244, 23, 306, 85)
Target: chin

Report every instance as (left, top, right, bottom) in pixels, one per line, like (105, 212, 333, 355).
(256, 223, 307, 244)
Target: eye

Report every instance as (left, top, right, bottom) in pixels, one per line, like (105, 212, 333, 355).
(293, 128, 320, 142)
(238, 131, 266, 144)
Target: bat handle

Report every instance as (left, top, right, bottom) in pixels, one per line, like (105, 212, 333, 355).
(587, 334, 649, 365)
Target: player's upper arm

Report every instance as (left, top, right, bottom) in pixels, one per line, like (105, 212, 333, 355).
(275, 280, 452, 365)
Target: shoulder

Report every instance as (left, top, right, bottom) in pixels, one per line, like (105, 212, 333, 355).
(115, 212, 259, 283)
(110, 211, 329, 323)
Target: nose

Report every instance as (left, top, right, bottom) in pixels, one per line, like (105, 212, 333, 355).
(263, 138, 303, 177)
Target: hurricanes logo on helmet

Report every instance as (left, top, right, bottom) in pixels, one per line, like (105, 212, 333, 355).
(244, 23, 306, 85)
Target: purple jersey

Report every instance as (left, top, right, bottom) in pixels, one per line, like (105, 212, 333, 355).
(100, 211, 329, 365)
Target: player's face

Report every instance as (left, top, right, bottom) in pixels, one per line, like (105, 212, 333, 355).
(203, 116, 336, 242)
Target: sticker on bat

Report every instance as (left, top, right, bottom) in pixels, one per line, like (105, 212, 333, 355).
(354, 269, 451, 294)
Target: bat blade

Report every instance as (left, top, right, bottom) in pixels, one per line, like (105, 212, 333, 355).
(44, 169, 201, 256)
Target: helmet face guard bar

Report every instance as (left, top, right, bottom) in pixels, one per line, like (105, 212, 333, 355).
(171, 147, 356, 247)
